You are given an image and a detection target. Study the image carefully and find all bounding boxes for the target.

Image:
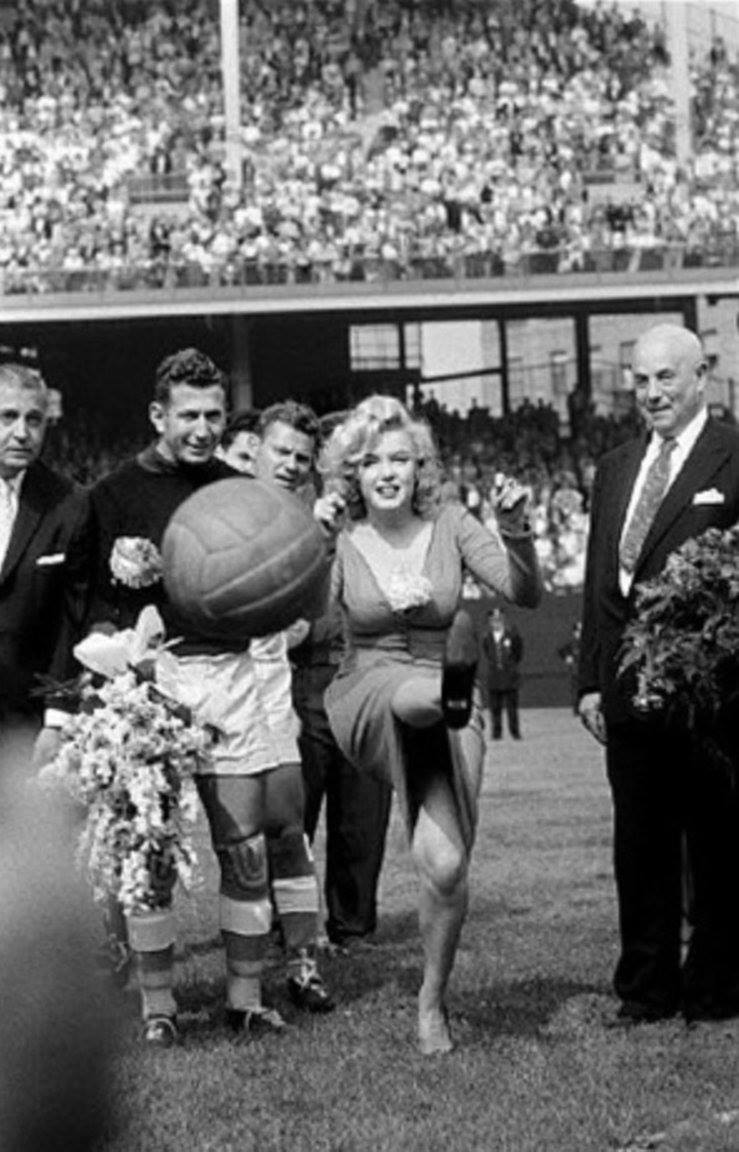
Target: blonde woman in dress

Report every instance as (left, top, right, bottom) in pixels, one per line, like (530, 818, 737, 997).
(317, 396, 542, 1055)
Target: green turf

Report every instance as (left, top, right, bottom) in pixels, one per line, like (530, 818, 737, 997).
(99, 709, 739, 1152)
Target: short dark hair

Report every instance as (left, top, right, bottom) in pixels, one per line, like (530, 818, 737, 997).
(258, 400, 319, 446)
(221, 408, 261, 450)
(154, 348, 226, 404)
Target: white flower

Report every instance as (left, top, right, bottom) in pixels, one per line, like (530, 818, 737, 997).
(109, 536, 163, 589)
(41, 666, 212, 916)
(385, 569, 434, 613)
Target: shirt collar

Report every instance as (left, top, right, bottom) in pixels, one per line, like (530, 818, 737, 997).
(649, 405, 708, 457)
(0, 470, 25, 496)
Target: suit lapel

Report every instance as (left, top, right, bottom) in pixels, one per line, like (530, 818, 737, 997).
(635, 420, 729, 572)
(605, 437, 646, 573)
(0, 464, 50, 584)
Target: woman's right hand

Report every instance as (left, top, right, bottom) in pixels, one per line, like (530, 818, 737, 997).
(313, 491, 346, 538)
(491, 473, 531, 534)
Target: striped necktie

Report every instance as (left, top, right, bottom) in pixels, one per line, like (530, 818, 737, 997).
(619, 437, 677, 573)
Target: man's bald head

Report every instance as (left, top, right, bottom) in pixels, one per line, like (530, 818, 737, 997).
(634, 324, 705, 372)
(631, 324, 707, 440)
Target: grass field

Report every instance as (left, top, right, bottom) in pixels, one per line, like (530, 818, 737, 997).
(101, 709, 739, 1152)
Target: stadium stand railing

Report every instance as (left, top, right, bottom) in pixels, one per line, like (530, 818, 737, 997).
(3, 241, 738, 296)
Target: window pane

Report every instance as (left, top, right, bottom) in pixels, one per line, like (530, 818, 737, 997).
(349, 325, 400, 370)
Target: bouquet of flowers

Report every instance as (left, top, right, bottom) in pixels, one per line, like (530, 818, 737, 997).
(619, 524, 739, 769)
(41, 608, 213, 915)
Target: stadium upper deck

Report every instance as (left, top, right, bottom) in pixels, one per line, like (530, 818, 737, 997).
(0, 0, 737, 299)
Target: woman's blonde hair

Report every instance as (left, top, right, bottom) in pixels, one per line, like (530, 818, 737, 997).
(318, 395, 441, 519)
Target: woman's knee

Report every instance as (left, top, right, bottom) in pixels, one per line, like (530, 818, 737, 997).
(412, 836, 468, 897)
(391, 678, 441, 728)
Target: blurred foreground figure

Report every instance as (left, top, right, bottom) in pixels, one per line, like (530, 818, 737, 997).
(0, 735, 117, 1152)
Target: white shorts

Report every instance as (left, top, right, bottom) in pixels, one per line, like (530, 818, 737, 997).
(155, 638, 300, 776)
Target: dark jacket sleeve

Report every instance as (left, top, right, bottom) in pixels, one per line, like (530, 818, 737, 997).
(44, 486, 93, 702)
(577, 461, 604, 698)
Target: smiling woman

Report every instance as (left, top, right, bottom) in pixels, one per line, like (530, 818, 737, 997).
(318, 395, 542, 1055)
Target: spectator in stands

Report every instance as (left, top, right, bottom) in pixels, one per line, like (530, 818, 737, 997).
(1, 0, 737, 293)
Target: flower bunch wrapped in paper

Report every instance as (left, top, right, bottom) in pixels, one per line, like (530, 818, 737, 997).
(41, 607, 214, 915)
(619, 525, 739, 769)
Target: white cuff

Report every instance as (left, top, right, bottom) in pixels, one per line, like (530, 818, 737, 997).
(43, 708, 71, 729)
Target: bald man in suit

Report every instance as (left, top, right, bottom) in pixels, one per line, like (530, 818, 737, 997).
(579, 324, 739, 1026)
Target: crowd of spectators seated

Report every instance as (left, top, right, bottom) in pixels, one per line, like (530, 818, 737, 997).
(0, 0, 738, 294)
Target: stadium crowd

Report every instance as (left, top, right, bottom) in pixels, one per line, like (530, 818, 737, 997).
(0, 0, 737, 293)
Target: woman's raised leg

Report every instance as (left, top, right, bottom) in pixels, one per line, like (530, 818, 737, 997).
(391, 675, 442, 729)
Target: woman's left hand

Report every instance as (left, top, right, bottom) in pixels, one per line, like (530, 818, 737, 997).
(491, 473, 531, 534)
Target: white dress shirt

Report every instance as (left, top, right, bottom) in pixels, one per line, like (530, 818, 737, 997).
(0, 470, 25, 570)
(619, 407, 708, 596)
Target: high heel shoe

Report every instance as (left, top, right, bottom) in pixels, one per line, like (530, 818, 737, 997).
(441, 609, 478, 729)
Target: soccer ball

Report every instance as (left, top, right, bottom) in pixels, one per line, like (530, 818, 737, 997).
(162, 478, 328, 639)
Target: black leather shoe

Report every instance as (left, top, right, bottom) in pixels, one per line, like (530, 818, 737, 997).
(143, 1015, 179, 1047)
(287, 951, 335, 1013)
(605, 1002, 677, 1029)
(441, 610, 478, 729)
(683, 996, 739, 1025)
(226, 1006, 289, 1036)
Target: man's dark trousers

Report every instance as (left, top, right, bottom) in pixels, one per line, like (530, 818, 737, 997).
(607, 719, 739, 1016)
(292, 661, 392, 945)
(489, 689, 520, 739)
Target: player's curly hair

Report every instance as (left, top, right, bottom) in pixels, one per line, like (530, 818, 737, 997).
(154, 348, 226, 403)
(318, 395, 441, 520)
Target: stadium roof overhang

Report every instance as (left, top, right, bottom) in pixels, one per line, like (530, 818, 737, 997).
(0, 267, 737, 325)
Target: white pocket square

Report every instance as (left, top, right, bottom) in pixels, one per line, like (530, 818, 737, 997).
(692, 488, 725, 506)
(35, 552, 66, 567)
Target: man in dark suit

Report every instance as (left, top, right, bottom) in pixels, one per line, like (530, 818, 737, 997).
(0, 363, 85, 764)
(482, 606, 523, 739)
(578, 323, 739, 1026)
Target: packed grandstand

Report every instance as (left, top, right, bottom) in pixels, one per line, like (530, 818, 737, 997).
(4, 0, 738, 591)
(0, 0, 737, 294)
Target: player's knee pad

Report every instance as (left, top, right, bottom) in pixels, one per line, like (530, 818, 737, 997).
(268, 826, 311, 878)
(217, 832, 268, 899)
